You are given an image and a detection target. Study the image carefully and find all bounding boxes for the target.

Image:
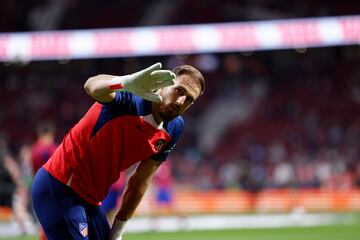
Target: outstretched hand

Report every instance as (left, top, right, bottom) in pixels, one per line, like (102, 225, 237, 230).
(116, 62, 176, 102)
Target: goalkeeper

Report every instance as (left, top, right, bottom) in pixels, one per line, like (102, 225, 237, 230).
(31, 62, 205, 240)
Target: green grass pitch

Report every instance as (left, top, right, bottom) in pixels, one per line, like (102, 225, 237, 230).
(3, 214, 360, 240)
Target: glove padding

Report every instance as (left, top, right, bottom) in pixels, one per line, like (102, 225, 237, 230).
(109, 219, 127, 240)
(109, 62, 176, 102)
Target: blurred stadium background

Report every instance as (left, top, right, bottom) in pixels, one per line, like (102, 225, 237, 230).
(0, 0, 360, 239)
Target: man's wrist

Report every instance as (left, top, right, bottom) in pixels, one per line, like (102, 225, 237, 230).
(109, 218, 127, 240)
(108, 76, 128, 91)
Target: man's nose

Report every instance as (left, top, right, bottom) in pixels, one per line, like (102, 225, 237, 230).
(176, 95, 186, 105)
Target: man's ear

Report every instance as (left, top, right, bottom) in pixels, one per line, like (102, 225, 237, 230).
(156, 88, 163, 94)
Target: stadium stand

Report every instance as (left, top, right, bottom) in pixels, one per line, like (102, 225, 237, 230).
(0, 47, 359, 193)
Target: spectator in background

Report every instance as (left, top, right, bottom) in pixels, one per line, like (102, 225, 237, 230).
(153, 160, 174, 213)
(150, 160, 189, 231)
(0, 136, 34, 235)
(30, 122, 57, 240)
(31, 122, 57, 176)
(0, 138, 17, 218)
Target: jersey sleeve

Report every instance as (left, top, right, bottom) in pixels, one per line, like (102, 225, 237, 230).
(151, 117, 184, 161)
(102, 91, 133, 106)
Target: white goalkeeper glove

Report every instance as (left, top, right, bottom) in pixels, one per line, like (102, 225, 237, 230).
(108, 62, 176, 102)
(109, 219, 127, 240)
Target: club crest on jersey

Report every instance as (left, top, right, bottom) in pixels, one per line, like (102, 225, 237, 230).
(155, 139, 166, 152)
(79, 222, 88, 237)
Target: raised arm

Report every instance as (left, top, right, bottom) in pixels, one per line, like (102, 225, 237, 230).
(84, 62, 176, 103)
(84, 74, 117, 103)
(109, 158, 162, 240)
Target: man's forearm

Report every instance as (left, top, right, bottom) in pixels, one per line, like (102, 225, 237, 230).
(109, 159, 161, 240)
(115, 175, 150, 221)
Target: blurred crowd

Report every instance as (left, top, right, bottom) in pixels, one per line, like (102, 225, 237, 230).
(1, 46, 360, 196)
(171, 47, 360, 192)
(169, 47, 360, 192)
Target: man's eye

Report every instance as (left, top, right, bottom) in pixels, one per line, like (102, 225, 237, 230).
(186, 97, 194, 103)
(177, 88, 184, 94)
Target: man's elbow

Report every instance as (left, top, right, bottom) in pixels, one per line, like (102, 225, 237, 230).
(84, 75, 104, 97)
(83, 76, 94, 95)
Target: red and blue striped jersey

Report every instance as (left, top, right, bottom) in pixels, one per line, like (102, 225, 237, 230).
(44, 91, 183, 205)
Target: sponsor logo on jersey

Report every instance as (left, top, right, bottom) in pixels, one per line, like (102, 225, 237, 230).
(79, 222, 88, 237)
(155, 139, 166, 152)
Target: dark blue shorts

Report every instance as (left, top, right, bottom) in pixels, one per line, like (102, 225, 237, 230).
(31, 168, 110, 240)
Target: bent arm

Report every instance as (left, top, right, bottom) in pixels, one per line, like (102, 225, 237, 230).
(115, 158, 162, 221)
(84, 74, 116, 103)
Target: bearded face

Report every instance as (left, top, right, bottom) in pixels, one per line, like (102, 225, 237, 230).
(156, 74, 201, 121)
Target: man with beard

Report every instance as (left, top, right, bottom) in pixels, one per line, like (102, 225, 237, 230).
(31, 62, 205, 240)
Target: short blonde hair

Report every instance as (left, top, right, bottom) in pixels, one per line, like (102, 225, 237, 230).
(172, 65, 205, 96)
